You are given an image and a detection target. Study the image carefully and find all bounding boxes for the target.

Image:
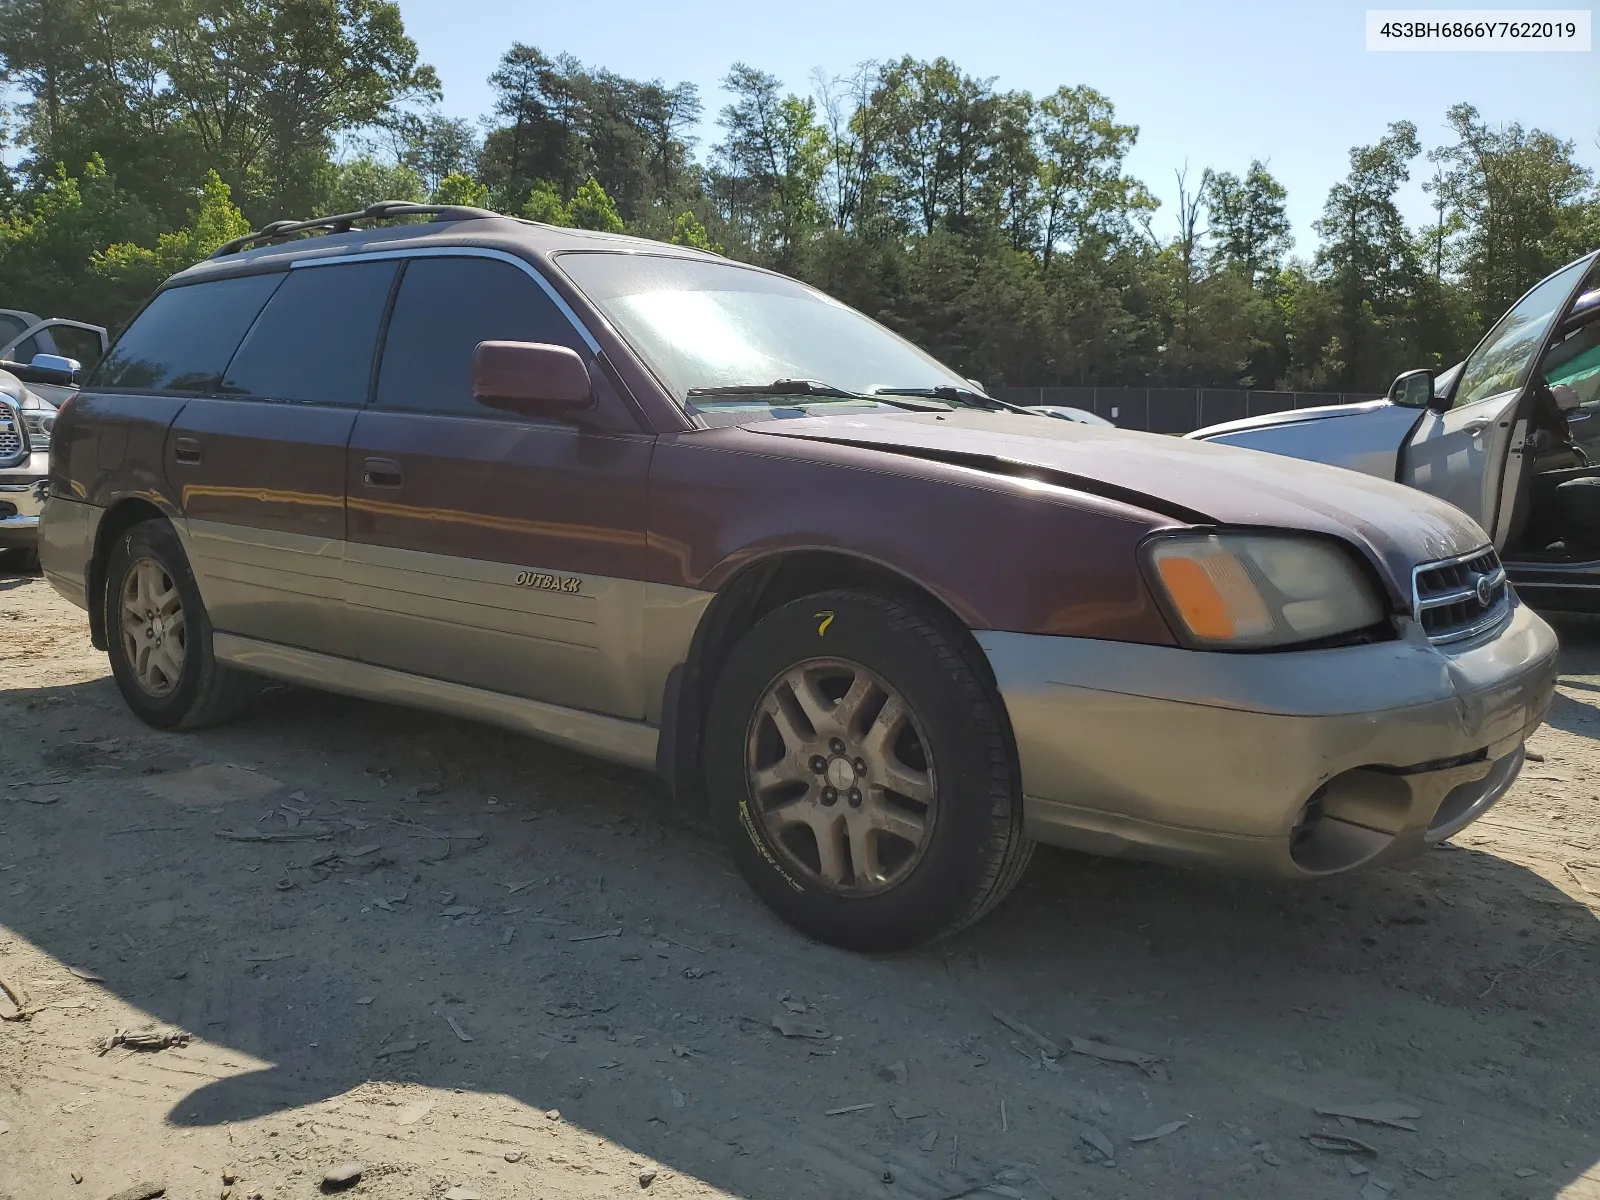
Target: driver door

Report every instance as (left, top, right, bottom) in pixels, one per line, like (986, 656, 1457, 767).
(1400, 253, 1598, 545)
(1399, 388, 1526, 538)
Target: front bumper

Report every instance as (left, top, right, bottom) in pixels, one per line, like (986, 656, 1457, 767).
(0, 455, 47, 549)
(978, 600, 1559, 878)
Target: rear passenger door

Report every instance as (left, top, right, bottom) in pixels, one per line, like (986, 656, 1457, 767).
(168, 261, 397, 654)
(344, 252, 655, 719)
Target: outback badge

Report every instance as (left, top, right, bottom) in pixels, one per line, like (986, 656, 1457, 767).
(514, 570, 582, 594)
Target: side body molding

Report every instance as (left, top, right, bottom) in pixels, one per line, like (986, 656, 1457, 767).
(213, 634, 661, 771)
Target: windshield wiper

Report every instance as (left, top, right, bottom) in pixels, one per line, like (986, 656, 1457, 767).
(872, 385, 1033, 414)
(687, 378, 951, 411)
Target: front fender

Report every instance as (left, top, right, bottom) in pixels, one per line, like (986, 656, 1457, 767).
(645, 427, 1179, 645)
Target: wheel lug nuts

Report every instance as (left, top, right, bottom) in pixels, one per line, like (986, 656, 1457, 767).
(829, 738, 846, 755)
(821, 787, 838, 806)
(853, 758, 866, 775)
(809, 756, 827, 774)
(847, 789, 862, 808)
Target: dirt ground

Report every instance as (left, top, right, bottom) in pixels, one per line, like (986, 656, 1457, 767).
(2, 569, 1600, 1200)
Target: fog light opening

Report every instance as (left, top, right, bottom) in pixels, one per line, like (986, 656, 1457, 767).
(1289, 768, 1404, 873)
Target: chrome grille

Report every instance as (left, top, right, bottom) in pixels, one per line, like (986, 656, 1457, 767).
(1412, 547, 1509, 644)
(0, 402, 23, 467)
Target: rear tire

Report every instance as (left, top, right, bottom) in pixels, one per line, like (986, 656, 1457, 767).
(0, 546, 39, 574)
(705, 589, 1033, 951)
(103, 519, 255, 730)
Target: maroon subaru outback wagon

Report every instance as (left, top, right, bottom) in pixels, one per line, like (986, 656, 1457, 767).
(39, 202, 1558, 949)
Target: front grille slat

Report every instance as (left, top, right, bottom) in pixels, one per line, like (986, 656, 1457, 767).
(1412, 547, 1509, 644)
(0, 402, 24, 467)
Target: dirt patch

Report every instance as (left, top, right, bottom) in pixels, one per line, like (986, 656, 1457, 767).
(2, 570, 1600, 1199)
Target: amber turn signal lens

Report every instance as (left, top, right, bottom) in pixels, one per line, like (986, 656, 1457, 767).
(1154, 555, 1237, 640)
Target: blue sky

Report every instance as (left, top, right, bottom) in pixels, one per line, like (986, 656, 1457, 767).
(398, 0, 1600, 253)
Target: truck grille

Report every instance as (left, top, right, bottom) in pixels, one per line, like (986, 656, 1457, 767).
(0, 402, 24, 468)
(1412, 547, 1509, 644)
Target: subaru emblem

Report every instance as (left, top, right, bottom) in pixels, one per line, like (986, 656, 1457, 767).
(1473, 573, 1495, 608)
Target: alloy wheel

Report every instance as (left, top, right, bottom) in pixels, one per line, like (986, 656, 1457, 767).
(745, 658, 938, 894)
(120, 556, 186, 697)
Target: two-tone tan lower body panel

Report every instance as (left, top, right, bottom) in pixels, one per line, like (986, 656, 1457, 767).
(181, 519, 712, 753)
(343, 540, 657, 718)
(187, 519, 346, 655)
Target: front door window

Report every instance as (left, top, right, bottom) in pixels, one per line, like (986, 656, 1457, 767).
(1453, 256, 1594, 409)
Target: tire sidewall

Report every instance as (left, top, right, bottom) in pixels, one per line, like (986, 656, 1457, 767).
(104, 520, 213, 729)
(706, 591, 1012, 950)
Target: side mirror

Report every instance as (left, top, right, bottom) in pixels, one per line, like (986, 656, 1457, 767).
(470, 341, 594, 417)
(29, 353, 80, 384)
(1388, 368, 1435, 410)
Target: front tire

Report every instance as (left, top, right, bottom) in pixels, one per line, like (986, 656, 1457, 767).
(103, 519, 254, 730)
(705, 589, 1033, 951)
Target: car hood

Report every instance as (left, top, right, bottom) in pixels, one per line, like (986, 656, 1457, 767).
(745, 410, 1489, 600)
(1187, 398, 1392, 440)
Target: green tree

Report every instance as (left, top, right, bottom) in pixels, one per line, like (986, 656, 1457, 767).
(0, 0, 193, 220)
(0, 155, 157, 323)
(478, 44, 697, 224)
(1310, 121, 1422, 388)
(1033, 85, 1146, 270)
(1429, 102, 1595, 320)
(431, 171, 490, 207)
(388, 111, 480, 194)
(567, 176, 622, 231)
(156, 0, 439, 216)
(521, 182, 570, 225)
(326, 157, 425, 212)
(872, 57, 1000, 236)
(1205, 160, 1291, 287)
(668, 209, 718, 251)
(714, 64, 828, 264)
(93, 168, 250, 312)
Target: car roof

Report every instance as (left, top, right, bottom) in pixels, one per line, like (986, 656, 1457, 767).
(165, 215, 731, 289)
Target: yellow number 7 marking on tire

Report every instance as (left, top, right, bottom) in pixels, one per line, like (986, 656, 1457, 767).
(814, 610, 835, 637)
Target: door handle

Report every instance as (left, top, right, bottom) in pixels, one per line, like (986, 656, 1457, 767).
(173, 437, 202, 465)
(1462, 419, 1491, 436)
(362, 457, 404, 488)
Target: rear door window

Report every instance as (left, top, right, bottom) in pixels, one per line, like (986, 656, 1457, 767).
(220, 261, 398, 406)
(94, 273, 284, 392)
(373, 256, 586, 415)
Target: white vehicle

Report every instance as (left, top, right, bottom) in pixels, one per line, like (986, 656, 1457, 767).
(1025, 404, 1115, 427)
(0, 311, 108, 568)
(1189, 252, 1600, 614)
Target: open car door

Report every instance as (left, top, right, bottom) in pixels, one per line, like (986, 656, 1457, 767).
(1401, 253, 1599, 547)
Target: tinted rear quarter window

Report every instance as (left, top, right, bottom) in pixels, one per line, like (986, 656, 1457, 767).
(221, 261, 398, 405)
(95, 274, 284, 392)
(375, 256, 586, 415)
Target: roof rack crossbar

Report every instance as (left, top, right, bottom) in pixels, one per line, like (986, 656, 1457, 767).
(211, 201, 499, 258)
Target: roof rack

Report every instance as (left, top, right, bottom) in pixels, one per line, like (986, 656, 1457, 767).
(211, 200, 500, 258)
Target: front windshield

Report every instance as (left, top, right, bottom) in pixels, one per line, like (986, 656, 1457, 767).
(1452, 255, 1593, 407)
(554, 251, 972, 406)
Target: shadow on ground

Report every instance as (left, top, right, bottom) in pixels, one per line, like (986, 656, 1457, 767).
(3, 638, 1600, 1197)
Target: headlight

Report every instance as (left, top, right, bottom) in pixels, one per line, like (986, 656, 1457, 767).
(20, 409, 53, 451)
(1143, 531, 1385, 649)
(19, 396, 54, 451)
